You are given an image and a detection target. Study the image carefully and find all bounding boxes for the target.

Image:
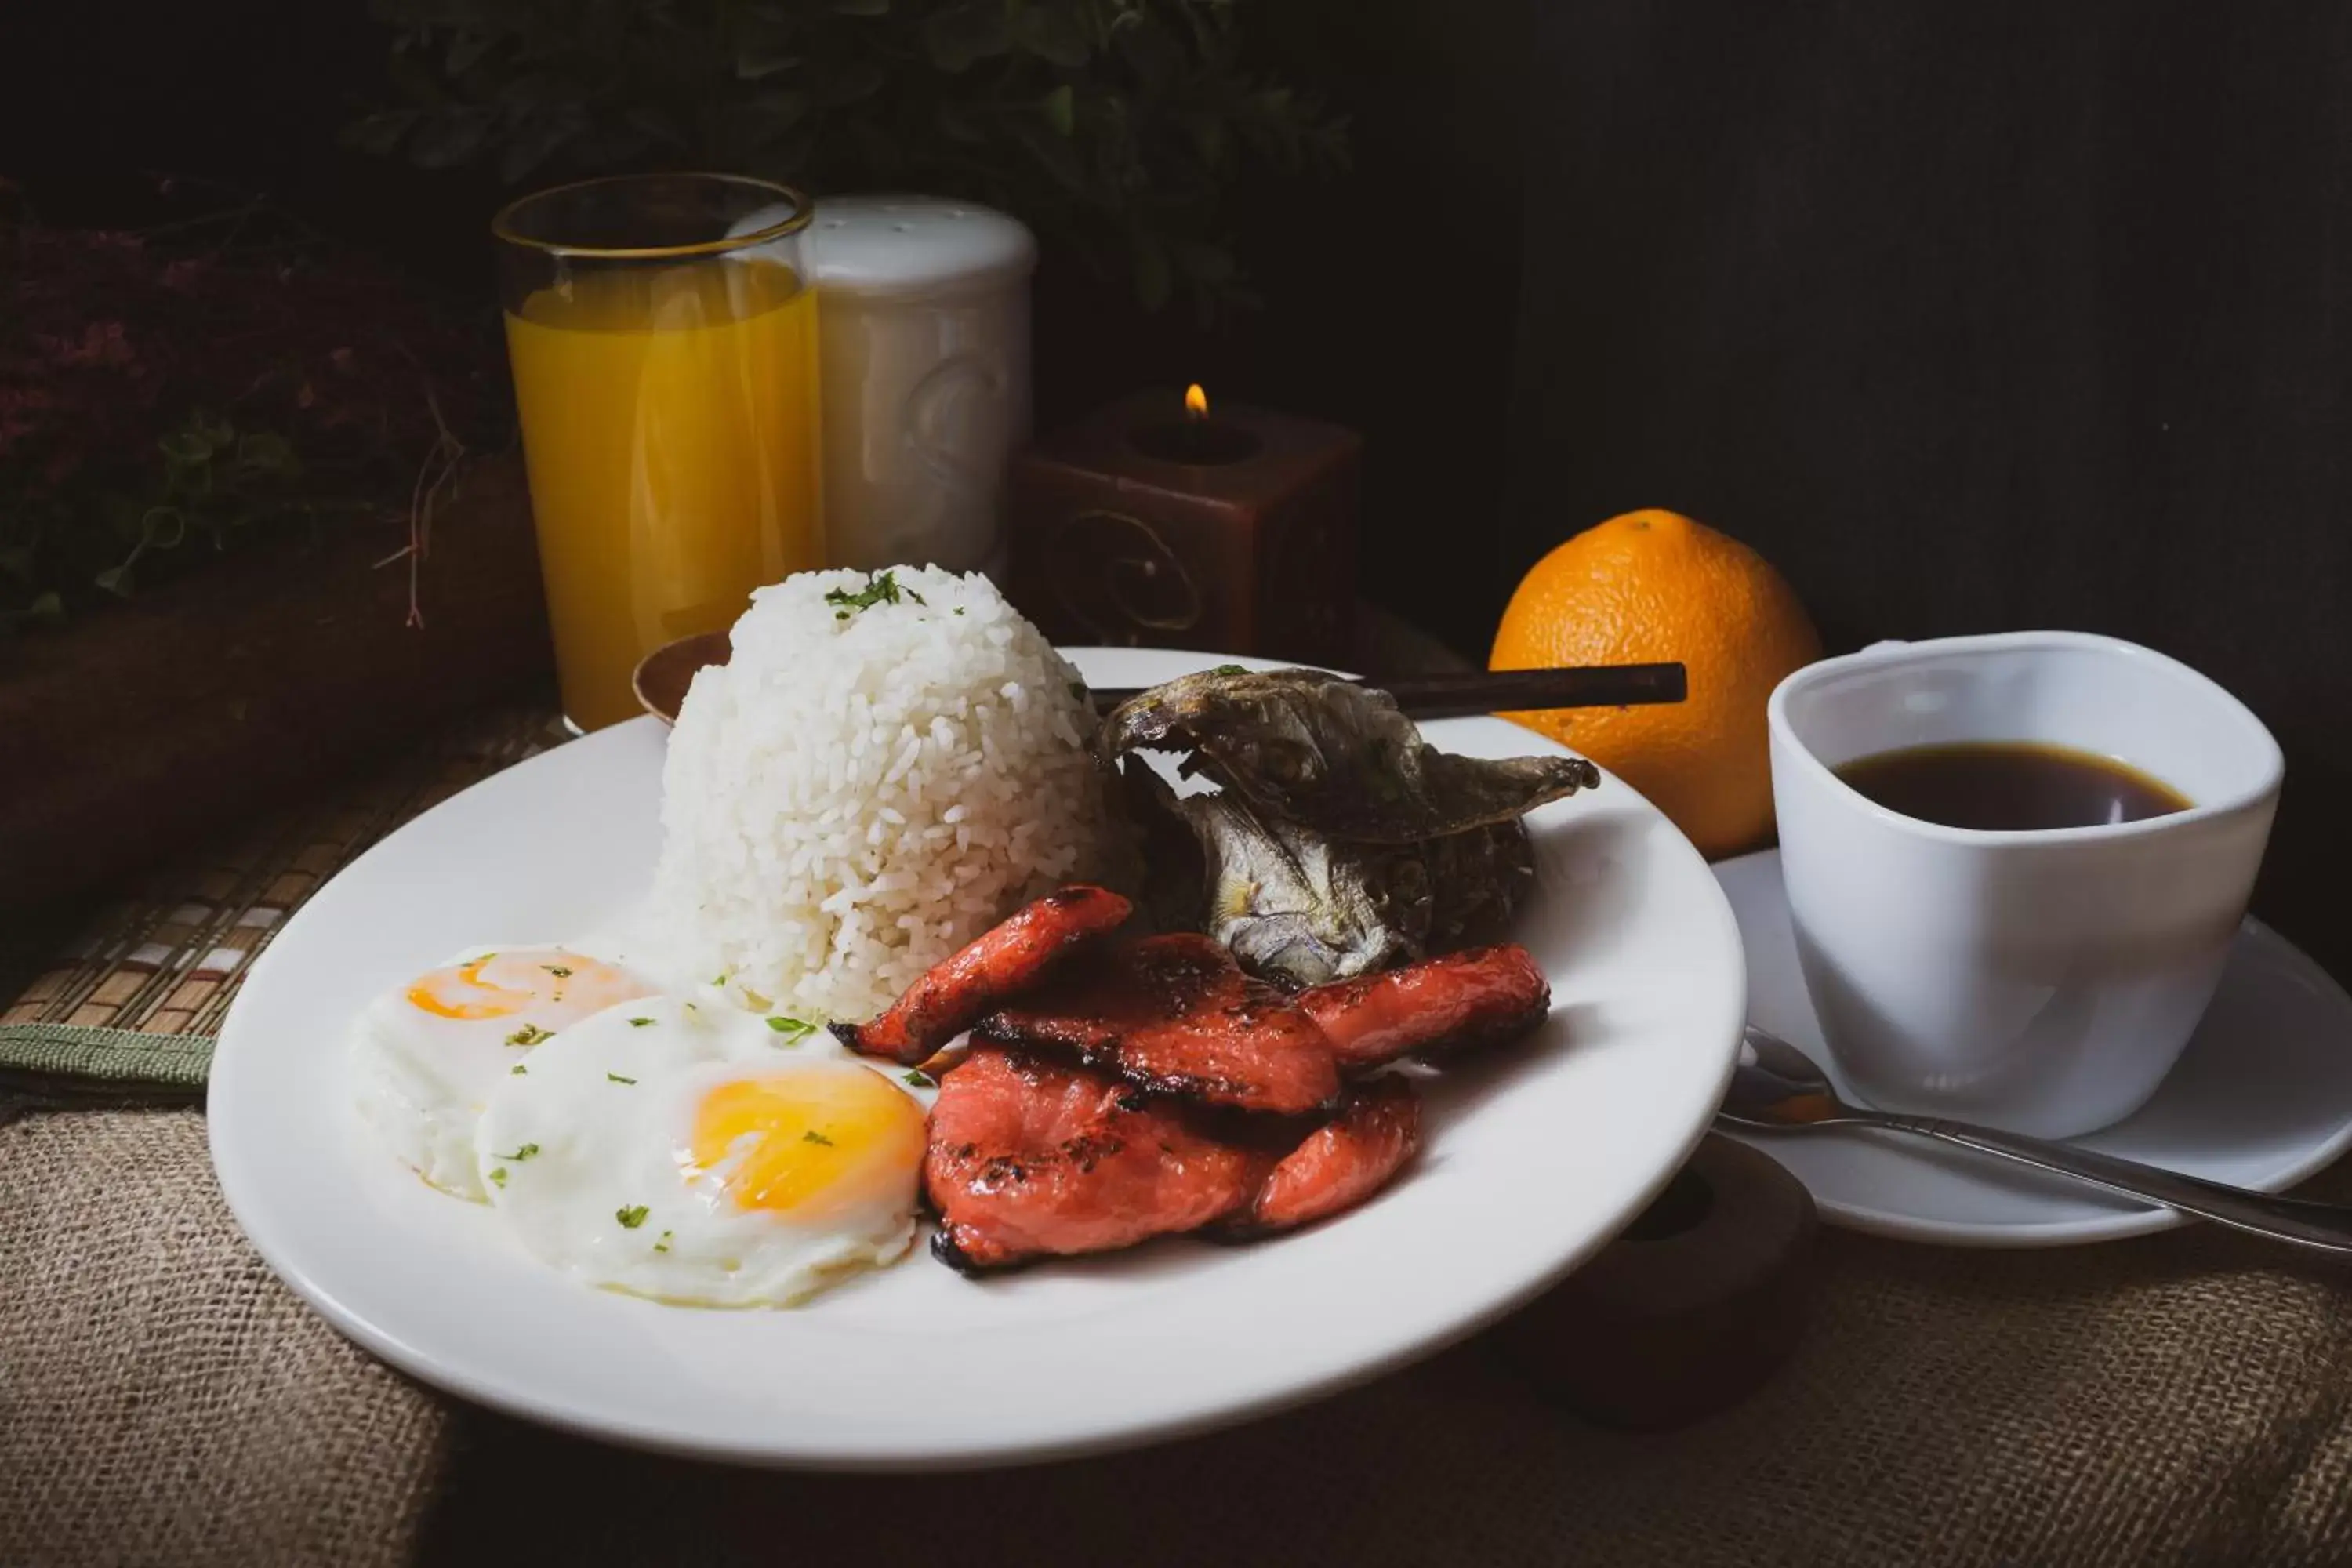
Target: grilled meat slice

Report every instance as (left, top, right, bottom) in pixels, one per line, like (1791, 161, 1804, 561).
(1217, 1075, 1423, 1238)
(1298, 944, 1550, 1069)
(924, 1047, 1261, 1272)
(971, 934, 1341, 1115)
(830, 885, 1132, 1065)
(925, 1049, 1425, 1272)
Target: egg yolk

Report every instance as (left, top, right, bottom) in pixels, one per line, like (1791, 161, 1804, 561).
(405, 950, 650, 1022)
(688, 1066, 925, 1221)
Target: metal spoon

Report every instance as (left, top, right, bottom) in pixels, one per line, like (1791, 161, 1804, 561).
(1719, 1025, 2352, 1254)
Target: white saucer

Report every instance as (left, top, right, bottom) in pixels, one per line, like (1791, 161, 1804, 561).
(1713, 848, 2352, 1246)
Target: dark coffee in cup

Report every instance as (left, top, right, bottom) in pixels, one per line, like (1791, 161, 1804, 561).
(1834, 742, 2189, 833)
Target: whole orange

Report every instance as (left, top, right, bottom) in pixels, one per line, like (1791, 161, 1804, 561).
(1490, 509, 1821, 858)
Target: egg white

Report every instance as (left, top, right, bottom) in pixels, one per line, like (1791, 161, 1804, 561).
(473, 994, 927, 1308)
(350, 943, 655, 1200)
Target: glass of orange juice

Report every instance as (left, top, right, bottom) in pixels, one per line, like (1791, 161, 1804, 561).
(493, 173, 822, 731)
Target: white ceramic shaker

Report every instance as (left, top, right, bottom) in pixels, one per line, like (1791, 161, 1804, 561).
(803, 194, 1036, 575)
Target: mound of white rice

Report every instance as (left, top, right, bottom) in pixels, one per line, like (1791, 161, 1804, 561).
(644, 566, 1120, 1023)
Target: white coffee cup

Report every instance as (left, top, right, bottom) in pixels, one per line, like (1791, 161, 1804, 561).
(1766, 631, 2281, 1138)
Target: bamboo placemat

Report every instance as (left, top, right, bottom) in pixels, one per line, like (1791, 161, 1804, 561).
(2, 707, 569, 1044)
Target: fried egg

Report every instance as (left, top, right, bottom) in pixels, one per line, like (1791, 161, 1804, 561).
(474, 996, 927, 1307)
(351, 946, 656, 1200)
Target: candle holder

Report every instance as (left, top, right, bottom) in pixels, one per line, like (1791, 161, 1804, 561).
(1004, 387, 1359, 662)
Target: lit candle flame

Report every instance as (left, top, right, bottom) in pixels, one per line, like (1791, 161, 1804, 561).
(1185, 383, 1209, 421)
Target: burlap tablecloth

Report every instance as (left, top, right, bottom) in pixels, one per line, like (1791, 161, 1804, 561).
(10, 641, 2352, 1566)
(2, 1111, 450, 1565)
(11, 1103, 2352, 1567)
(419, 1219, 2352, 1567)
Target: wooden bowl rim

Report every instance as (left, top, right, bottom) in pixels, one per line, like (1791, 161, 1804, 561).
(630, 630, 733, 726)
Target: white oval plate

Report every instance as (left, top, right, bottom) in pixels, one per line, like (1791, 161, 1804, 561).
(209, 647, 1743, 1470)
(1715, 848, 2352, 1245)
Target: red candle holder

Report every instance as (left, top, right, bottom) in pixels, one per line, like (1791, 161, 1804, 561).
(1004, 387, 1359, 662)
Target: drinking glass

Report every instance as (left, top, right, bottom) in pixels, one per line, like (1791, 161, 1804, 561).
(494, 173, 822, 730)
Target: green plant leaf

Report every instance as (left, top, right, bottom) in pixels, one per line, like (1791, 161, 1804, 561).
(25, 590, 63, 626)
(98, 494, 149, 545)
(140, 506, 189, 552)
(1113, 13, 1183, 87)
(1011, 4, 1090, 67)
(1040, 83, 1075, 136)
(343, 0, 1346, 325)
(924, 2, 1009, 71)
(1009, 117, 1088, 195)
(158, 429, 216, 465)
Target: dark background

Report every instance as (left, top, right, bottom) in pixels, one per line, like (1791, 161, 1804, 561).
(9, 1, 2350, 975)
(0, 0, 1530, 655)
(1510, 1, 2352, 977)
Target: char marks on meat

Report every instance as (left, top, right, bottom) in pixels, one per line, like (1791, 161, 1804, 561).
(925, 1047, 1424, 1272)
(831, 885, 1131, 1065)
(972, 934, 1342, 1115)
(924, 1047, 1262, 1272)
(1299, 944, 1552, 1069)
(826, 885, 1554, 1276)
(1217, 1076, 1423, 1238)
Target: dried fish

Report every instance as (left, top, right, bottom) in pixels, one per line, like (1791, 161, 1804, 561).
(1099, 666, 1595, 843)
(1104, 667, 1593, 986)
(1123, 763, 1410, 986)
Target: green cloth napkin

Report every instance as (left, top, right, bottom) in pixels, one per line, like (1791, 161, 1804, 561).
(0, 1022, 211, 1109)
